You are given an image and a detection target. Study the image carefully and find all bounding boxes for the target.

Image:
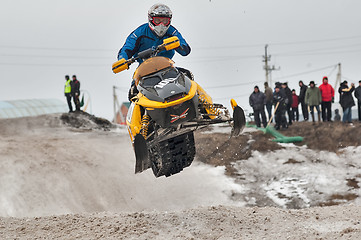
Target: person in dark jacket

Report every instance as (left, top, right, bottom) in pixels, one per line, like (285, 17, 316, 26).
(291, 89, 299, 122)
(273, 84, 288, 130)
(264, 82, 273, 122)
(249, 86, 267, 128)
(71, 75, 81, 111)
(339, 81, 355, 123)
(305, 81, 322, 124)
(299, 80, 309, 121)
(354, 80, 361, 122)
(282, 82, 293, 125)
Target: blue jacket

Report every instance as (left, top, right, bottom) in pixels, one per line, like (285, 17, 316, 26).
(117, 23, 191, 63)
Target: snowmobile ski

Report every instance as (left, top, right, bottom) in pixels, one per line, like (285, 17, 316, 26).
(232, 105, 246, 137)
(134, 134, 150, 174)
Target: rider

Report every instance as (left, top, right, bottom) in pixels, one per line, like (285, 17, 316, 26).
(117, 4, 191, 101)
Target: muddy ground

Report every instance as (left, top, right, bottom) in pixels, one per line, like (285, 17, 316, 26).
(194, 121, 361, 210)
(1, 113, 361, 239)
(195, 121, 361, 175)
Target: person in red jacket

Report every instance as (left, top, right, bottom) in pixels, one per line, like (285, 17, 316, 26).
(291, 89, 299, 122)
(318, 76, 335, 121)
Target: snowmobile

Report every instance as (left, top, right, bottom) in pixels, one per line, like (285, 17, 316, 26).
(112, 36, 245, 177)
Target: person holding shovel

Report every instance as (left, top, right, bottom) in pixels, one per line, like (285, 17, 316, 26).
(272, 84, 288, 130)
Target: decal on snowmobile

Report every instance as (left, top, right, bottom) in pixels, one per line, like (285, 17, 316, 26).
(154, 77, 177, 89)
(170, 108, 189, 123)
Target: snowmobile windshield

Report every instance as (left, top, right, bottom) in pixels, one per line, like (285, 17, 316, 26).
(141, 67, 179, 88)
(133, 56, 174, 82)
(162, 67, 178, 79)
(142, 75, 162, 87)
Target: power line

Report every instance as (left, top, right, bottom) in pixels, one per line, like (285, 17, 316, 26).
(2, 46, 360, 65)
(1, 35, 361, 53)
(0, 53, 112, 59)
(274, 42, 361, 56)
(213, 93, 249, 100)
(274, 47, 361, 58)
(341, 75, 358, 82)
(0, 45, 114, 52)
(2, 43, 361, 62)
(327, 65, 338, 77)
(194, 35, 361, 50)
(203, 80, 261, 89)
(270, 35, 361, 46)
(0, 62, 109, 67)
(273, 64, 337, 81)
(184, 54, 260, 63)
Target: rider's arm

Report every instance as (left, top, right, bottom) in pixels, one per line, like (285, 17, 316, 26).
(117, 30, 139, 60)
(168, 26, 191, 56)
(117, 24, 151, 61)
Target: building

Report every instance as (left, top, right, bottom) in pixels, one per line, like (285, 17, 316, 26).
(0, 99, 68, 119)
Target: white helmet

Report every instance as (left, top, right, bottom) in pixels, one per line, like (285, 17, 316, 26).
(148, 4, 172, 37)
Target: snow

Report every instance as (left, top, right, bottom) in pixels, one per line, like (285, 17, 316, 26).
(233, 143, 361, 208)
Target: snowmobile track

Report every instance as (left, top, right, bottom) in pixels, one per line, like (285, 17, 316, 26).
(150, 131, 195, 177)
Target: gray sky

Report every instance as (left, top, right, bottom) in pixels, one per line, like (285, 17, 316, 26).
(1, 0, 361, 119)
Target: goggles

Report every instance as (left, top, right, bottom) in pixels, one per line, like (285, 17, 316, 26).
(151, 16, 171, 26)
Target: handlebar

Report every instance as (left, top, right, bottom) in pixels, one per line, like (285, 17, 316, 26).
(112, 36, 180, 74)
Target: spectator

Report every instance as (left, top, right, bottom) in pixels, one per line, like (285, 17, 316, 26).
(334, 109, 341, 122)
(318, 76, 335, 121)
(291, 89, 299, 122)
(273, 84, 288, 130)
(64, 75, 73, 112)
(71, 75, 81, 111)
(299, 80, 309, 121)
(339, 81, 355, 123)
(354, 80, 361, 122)
(305, 81, 322, 124)
(282, 82, 293, 125)
(264, 82, 273, 122)
(249, 86, 267, 128)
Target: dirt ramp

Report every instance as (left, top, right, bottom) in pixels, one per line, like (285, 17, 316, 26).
(60, 111, 114, 131)
(1, 205, 361, 239)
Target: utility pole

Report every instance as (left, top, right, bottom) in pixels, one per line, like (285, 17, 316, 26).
(263, 45, 270, 85)
(113, 86, 122, 123)
(263, 45, 280, 87)
(113, 86, 117, 122)
(334, 63, 341, 89)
